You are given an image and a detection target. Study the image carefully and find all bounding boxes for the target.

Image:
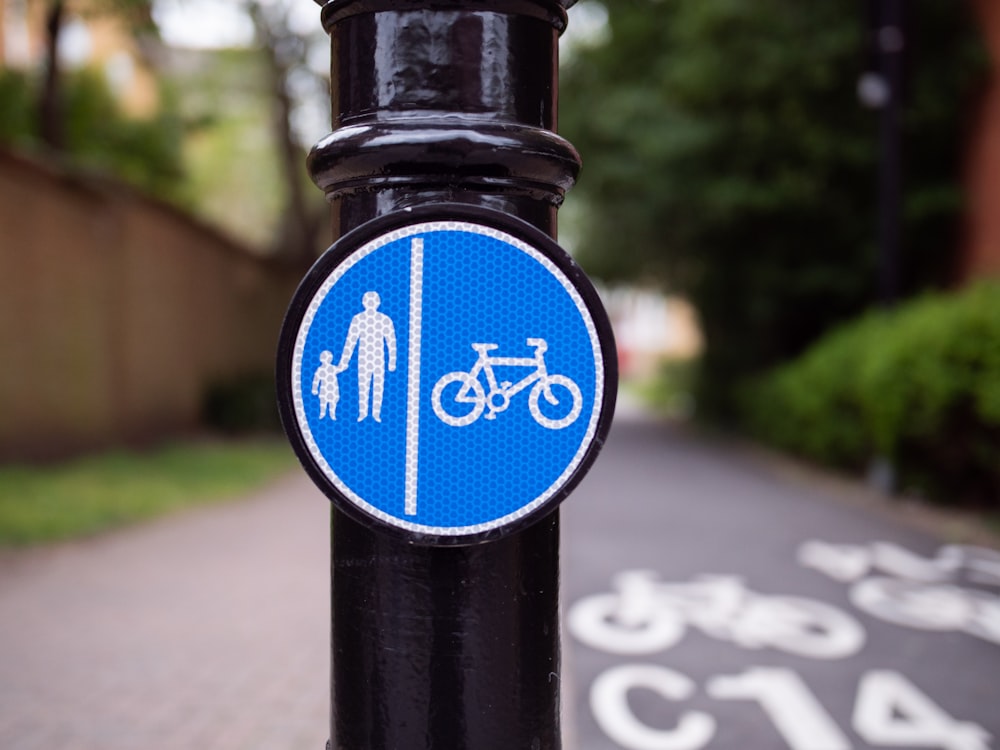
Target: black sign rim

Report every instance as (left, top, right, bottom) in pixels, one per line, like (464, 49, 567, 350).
(276, 204, 617, 546)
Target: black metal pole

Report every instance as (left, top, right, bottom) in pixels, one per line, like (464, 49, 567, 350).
(305, 2, 581, 748)
(876, 0, 904, 306)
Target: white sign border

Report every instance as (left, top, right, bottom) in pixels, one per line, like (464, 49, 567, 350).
(291, 220, 605, 537)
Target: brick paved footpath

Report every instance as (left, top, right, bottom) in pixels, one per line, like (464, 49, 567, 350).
(0, 473, 331, 750)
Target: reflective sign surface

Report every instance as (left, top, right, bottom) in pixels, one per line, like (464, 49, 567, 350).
(279, 207, 616, 544)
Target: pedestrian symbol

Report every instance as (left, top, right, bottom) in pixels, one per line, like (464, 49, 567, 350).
(311, 351, 342, 420)
(335, 291, 397, 422)
(278, 207, 616, 544)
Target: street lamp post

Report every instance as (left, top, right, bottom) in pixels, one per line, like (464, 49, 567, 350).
(858, 0, 906, 492)
(860, 0, 906, 307)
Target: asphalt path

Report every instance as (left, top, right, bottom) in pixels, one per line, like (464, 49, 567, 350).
(2, 400, 996, 750)
(562, 404, 999, 750)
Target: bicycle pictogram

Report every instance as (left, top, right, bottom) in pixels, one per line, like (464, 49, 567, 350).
(431, 338, 583, 429)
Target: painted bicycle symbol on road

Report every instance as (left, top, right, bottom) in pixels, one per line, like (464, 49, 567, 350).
(431, 337, 583, 429)
(572, 553, 996, 750)
(568, 569, 866, 660)
(800, 540, 1000, 646)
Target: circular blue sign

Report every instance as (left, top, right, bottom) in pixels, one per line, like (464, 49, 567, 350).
(278, 207, 616, 544)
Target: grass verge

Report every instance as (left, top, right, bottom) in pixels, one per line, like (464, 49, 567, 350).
(0, 439, 297, 546)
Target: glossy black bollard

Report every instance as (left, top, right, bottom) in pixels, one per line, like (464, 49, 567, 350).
(306, 2, 581, 749)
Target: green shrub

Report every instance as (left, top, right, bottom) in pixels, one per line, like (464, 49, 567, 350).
(0, 70, 34, 147)
(201, 373, 282, 434)
(637, 358, 698, 418)
(742, 281, 1000, 504)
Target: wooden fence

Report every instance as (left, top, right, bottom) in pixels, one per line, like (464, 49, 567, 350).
(0, 150, 308, 459)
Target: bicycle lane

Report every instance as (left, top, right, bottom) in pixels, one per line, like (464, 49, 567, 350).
(561, 405, 999, 750)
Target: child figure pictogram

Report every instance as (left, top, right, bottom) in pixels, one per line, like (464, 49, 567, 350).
(312, 350, 344, 419)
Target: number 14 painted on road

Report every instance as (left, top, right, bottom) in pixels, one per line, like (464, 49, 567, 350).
(592, 665, 990, 750)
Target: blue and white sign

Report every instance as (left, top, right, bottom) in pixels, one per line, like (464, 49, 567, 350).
(281, 210, 614, 542)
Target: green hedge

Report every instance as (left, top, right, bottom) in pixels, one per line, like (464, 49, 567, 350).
(742, 281, 1000, 505)
(201, 373, 282, 434)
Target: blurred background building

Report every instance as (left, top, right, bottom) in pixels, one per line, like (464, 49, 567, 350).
(965, 0, 1000, 279)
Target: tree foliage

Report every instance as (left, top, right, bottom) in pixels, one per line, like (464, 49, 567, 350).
(0, 66, 187, 202)
(34, 0, 157, 150)
(560, 0, 985, 418)
(1, 0, 186, 202)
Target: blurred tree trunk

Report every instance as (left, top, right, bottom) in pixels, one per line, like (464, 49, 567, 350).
(38, 0, 66, 150)
(249, 1, 325, 261)
(36, 0, 156, 152)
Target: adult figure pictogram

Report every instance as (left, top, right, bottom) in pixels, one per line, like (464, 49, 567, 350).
(338, 291, 397, 422)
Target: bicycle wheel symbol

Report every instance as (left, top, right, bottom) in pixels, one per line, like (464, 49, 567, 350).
(528, 375, 583, 429)
(431, 373, 486, 427)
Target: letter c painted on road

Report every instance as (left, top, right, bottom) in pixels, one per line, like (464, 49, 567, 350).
(590, 664, 717, 750)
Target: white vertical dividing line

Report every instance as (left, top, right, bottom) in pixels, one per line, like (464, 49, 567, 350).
(404, 238, 424, 515)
